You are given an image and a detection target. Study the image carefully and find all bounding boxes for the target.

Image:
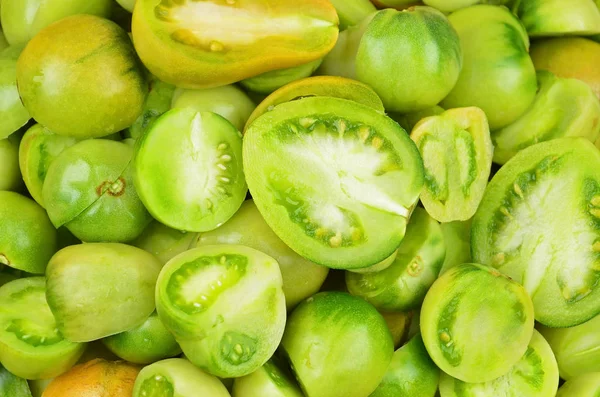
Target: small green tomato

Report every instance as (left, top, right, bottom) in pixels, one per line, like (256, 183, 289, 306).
(156, 245, 286, 378)
(241, 59, 322, 95)
(441, 5, 537, 129)
(102, 312, 181, 365)
(0, 191, 57, 274)
(282, 291, 394, 397)
(131, 221, 197, 265)
(516, 0, 600, 37)
(370, 334, 439, 397)
(16, 15, 147, 139)
(45, 243, 162, 342)
(421, 263, 535, 383)
(439, 329, 559, 397)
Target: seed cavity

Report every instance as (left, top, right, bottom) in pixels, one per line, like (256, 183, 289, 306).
(407, 257, 423, 276)
(220, 331, 257, 365)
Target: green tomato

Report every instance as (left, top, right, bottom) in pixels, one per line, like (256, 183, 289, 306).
(18, 124, 78, 207)
(0, 191, 57, 274)
(557, 373, 600, 397)
(0, 278, 86, 380)
(132, 358, 230, 397)
(411, 107, 493, 222)
(0, 131, 23, 192)
(346, 207, 446, 312)
(243, 96, 424, 269)
(439, 329, 559, 397)
(441, 5, 537, 130)
(492, 71, 600, 164)
(355, 7, 462, 113)
(131, 221, 198, 265)
(16, 15, 147, 139)
(191, 200, 329, 310)
(370, 334, 439, 397)
(241, 59, 322, 95)
(0, 48, 30, 140)
(156, 245, 286, 378)
(538, 313, 600, 380)
(133, 108, 247, 233)
(102, 312, 181, 365)
(0, 0, 112, 46)
(472, 138, 600, 327)
(127, 74, 176, 140)
(328, 0, 376, 30)
(232, 356, 304, 397)
(131, 0, 339, 89)
(439, 220, 472, 275)
(171, 85, 256, 131)
(42, 139, 152, 243)
(421, 263, 535, 383)
(516, 0, 600, 37)
(282, 291, 393, 397)
(45, 243, 162, 343)
(0, 364, 32, 396)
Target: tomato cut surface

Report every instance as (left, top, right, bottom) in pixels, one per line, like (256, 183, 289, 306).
(243, 96, 424, 269)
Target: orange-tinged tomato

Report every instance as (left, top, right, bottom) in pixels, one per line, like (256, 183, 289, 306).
(42, 359, 140, 397)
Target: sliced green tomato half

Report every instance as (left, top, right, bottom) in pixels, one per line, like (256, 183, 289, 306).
(155, 245, 286, 378)
(472, 137, 600, 327)
(133, 358, 230, 397)
(411, 107, 493, 222)
(439, 330, 559, 397)
(134, 108, 247, 232)
(0, 278, 85, 380)
(243, 96, 424, 270)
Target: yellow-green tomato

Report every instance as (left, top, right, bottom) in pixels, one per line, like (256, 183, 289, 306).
(441, 5, 537, 129)
(0, 0, 112, 46)
(282, 291, 394, 397)
(0, 48, 30, 140)
(516, 0, 600, 37)
(132, 0, 339, 88)
(17, 15, 147, 139)
(421, 263, 535, 383)
(191, 200, 329, 310)
(45, 243, 162, 342)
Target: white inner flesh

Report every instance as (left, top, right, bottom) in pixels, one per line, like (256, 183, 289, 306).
(165, 2, 333, 46)
(493, 174, 596, 301)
